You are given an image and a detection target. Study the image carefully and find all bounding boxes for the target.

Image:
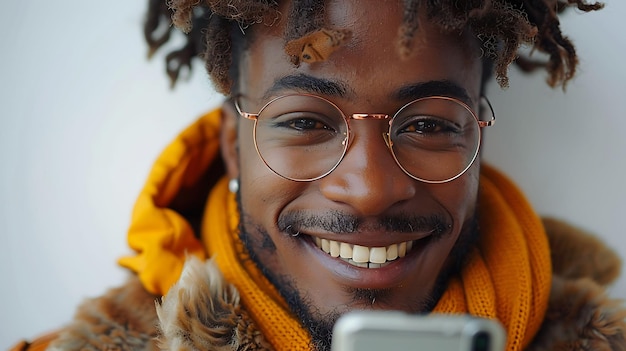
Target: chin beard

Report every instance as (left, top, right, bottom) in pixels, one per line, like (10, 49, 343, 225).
(236, 192, 480, 351)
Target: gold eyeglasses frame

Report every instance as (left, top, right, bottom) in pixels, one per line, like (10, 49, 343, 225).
(234, 93, 495, 183)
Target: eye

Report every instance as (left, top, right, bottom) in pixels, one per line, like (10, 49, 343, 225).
(287, 118, 332, 131)
(272, 112, 338, 132)
(397, 116, 459, 135)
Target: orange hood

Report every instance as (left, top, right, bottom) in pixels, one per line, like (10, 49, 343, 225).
(118, 109, 224, 295)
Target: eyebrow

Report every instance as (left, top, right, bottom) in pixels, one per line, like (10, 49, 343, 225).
(394, 80, 472, 105)
(263, 74, 348, 100)
(263, 74, 471, 105)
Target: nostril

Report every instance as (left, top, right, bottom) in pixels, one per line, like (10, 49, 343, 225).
(319, 171, 417, 217)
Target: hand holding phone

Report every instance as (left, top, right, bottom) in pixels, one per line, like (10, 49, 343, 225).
(331, 311, 506, 351)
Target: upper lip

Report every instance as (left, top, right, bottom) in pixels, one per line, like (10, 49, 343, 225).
(279, 209, 448, 246)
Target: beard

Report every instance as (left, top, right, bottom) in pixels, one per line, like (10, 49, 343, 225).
(236, 191, 480, 351)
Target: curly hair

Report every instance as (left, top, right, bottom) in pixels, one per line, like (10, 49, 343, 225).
(144, 0, 603, 94)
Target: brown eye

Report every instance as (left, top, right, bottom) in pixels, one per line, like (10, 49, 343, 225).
(270, 112, 339, 133)
(288, 118, 331, 131)
(403, 119, 442, 133)
(399, 117, 454, 135)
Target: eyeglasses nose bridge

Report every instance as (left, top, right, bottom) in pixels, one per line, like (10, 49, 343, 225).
(345, 112, 392, 150)
(350, 113, 390, 120)
(341, 113, 396, 169)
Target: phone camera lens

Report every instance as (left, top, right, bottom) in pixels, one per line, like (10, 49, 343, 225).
(472, 331, 490, 351)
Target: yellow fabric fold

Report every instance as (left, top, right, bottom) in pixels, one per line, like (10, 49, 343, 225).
(119, 108, 551, 350)
(118, 110, 223, 295)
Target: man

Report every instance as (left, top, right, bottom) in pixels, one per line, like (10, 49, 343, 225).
(12, 0, 626, 350)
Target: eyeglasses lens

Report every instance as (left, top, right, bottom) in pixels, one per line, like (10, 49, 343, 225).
(253, 95, 349, 181)
(253, 95, 480, 182)
(389, 97, 480, 182)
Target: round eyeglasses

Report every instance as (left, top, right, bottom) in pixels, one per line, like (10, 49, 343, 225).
(235, 94, 495, 183)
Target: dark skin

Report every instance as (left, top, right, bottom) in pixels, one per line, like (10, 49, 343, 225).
(220, 0, 483, 345)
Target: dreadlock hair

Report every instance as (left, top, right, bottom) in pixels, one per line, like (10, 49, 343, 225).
(144, 0, 603, 95)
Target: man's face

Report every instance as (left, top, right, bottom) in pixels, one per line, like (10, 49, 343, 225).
(222, 0, 483, 347)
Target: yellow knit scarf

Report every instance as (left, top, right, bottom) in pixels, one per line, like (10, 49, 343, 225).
(119, 110, 551, 351)
(202, 168, 552, 351)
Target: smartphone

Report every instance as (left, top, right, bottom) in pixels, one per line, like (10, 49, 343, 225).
(331, 311, 506, 351)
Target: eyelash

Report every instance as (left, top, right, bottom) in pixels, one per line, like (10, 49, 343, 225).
(396, 117, 460, 136)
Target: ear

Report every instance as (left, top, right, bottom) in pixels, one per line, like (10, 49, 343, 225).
(220, 100, 239, 179)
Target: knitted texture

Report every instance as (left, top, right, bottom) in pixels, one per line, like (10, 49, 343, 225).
(432, 166, 552, 350)
(119, 109, 552, 351)
(204, 178, 312, 349)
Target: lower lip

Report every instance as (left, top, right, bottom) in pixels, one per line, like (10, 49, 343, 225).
(302, 236, 429, 289)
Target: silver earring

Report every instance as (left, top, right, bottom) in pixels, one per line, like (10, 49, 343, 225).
(285, 225, 300, 237)
(228, 178, 239, 193)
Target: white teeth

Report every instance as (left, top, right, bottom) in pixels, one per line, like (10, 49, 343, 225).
(398, 242, 407, 257)
(352, 245, 370, 263)
(313, 238, 418, 268)
(369, 247, 387, 264)
(321, 239, 330, 253)
(330, 240, 340, 257)
(386, 244, 398, 261)
(340, 242, 352, 259)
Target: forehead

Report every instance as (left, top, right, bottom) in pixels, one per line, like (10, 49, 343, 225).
(240, 0, 483, 107)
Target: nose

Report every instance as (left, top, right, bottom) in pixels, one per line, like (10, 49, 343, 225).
(318, 121, 417, 216)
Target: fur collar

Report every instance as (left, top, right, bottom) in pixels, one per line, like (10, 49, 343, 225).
(48, 218, 626, 351)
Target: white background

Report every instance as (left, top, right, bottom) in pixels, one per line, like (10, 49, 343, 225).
(1, 1, 624, 348)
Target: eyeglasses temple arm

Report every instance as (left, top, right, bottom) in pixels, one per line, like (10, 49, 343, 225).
(478, 96, 496, 127)
(234, 98, 259, 121)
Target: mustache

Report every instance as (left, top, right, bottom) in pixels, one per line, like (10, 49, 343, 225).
(277, 210, 451, 236)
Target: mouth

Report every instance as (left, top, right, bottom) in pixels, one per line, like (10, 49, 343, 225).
(312, 237, 420, 269)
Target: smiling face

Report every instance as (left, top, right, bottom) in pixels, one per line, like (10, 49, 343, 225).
(220, 0, 484, 348)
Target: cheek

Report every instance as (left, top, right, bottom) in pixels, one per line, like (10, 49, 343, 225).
(239, 122, 275, 207)
(237, 120, 306, 228)
(238, 120, 271, 180)
(435, 160, 481, 227)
